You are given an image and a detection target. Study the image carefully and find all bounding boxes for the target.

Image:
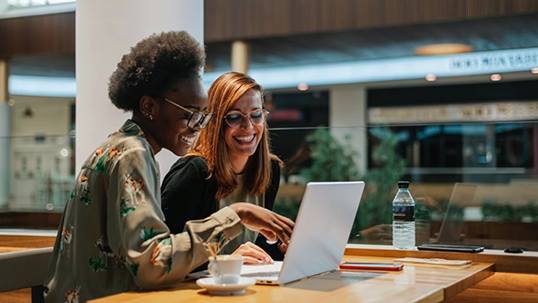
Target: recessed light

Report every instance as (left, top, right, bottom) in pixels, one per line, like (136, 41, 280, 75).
(490, 74, 502, 81)
(297, 83, 309, 91)
(415, 43, 473, 56)
(425, 74, 437, 81)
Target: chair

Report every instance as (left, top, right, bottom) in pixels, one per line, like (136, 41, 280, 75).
(0, 247, 52, 303)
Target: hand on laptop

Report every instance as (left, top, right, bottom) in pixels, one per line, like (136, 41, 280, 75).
(232, 241, 274, 264)
(229, 203, 294, 244)
(278, 241, 288, 254)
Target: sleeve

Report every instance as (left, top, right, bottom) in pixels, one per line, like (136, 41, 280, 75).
(161, 158, 209, 234)
(107, 149, 243, 289)
(263, 160, 281, 211)
(255, 160, 285, 260)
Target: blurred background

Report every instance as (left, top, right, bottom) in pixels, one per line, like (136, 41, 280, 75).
(1, 0, 537, 251)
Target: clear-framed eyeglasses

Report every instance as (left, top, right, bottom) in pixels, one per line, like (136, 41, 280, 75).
(224, 109, 269, 128)
(162, 97, 213, 129)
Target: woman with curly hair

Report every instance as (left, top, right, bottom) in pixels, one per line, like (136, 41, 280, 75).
(162, 72, 286, 265)
(44, 33, 293, 302)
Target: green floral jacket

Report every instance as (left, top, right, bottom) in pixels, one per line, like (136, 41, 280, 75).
(44, 120, 242, 303)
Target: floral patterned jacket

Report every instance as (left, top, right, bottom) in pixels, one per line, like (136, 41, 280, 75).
(44, 120, 242, 303)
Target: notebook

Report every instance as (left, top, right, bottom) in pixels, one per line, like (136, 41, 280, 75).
(235, 181, 364, 285)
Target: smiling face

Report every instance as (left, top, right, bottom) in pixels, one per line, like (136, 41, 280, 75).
(223, 89, 264, 170)
(151, 78, 208, 156)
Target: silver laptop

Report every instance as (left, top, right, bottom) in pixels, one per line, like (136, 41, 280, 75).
(240, 181, 364, 285)
(436, 183, 477, 244)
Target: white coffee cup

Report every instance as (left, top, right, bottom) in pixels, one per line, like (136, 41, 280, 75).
(208, 255, 243, 284)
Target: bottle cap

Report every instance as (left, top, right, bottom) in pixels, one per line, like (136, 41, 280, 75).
(398, 181, 409, 188)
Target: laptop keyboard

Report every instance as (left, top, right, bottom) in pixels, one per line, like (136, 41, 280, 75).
(241, 261, 283, 277)
(242, 271, 280, 277)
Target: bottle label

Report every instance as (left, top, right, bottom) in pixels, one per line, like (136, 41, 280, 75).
(393, 205, 415, 222)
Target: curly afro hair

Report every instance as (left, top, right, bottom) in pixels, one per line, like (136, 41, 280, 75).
(108, 31, 205, 112)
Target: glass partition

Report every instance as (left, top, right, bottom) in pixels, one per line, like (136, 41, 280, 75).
(270, 122, 538, 252)
(1, 122, 537, 252)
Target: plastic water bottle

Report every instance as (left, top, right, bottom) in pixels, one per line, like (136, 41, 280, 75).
(392, 181, 415, 249)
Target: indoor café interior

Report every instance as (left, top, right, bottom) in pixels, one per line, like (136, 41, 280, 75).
(0, 1, 537, 302)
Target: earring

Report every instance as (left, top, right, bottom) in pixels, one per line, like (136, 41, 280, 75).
(143, 111, 153, 120)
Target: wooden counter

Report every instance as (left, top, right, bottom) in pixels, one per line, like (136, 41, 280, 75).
(0, 234, 55, 252)
(90, 255, 493, 303)
(0, 234, 56, 303)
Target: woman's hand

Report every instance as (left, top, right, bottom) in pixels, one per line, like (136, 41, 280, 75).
(278, 241, 288, 254)
(232, 241, 274, 264)
(229, 203, 294, 244)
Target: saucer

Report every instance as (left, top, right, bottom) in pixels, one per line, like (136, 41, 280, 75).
(196, 277, 256, 295)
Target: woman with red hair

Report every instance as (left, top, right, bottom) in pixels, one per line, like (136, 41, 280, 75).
(162, 72, 287, 264)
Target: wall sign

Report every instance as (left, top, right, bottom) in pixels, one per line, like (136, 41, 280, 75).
(369, 101, 538, 124)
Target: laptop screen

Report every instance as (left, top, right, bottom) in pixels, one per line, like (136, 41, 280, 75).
(277, 181, 364, 284)
(437, 183, 477, 244)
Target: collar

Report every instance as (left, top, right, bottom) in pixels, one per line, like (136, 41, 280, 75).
(119, 119, 146, 139)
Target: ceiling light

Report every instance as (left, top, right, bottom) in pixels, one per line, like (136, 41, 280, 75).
(60, 148, 70, 157)
(7, 99, 15, 106)
(490, 74, 502, 81)
(531, 67, 538, 74)
(297, 83, 309, 91)
(415, 43, 473, 56)
(425, 74, 437, 81)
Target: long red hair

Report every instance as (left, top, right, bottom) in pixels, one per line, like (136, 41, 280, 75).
(188, 72, 282, 200)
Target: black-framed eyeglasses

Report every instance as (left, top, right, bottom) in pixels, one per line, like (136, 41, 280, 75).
(224, 109, 269, 128)
(162, 97, 212, 129)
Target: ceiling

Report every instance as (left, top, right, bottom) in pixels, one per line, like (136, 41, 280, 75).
(10, 13, 538, 78)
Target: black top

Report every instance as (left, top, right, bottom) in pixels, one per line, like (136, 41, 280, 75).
(161, 155, 283, 260)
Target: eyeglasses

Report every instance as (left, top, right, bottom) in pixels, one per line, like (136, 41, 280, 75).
(224, 109, 269, 128)
(162, 97, 212, 129)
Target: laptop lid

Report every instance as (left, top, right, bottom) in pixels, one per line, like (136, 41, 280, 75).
(276, 181, 365, 285)
(437, 183, 477, 244)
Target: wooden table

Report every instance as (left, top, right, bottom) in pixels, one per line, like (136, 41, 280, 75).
(91, 255, 493, 303)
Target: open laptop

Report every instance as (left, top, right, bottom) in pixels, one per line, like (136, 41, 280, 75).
(239, 181, 364, 285)
(189, 181, 364, 285)
(417, 183, 485, 252)
(436, 183, 477, 244)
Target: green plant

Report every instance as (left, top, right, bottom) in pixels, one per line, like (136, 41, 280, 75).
(482, 201, 538, 222)
(352, 129, 406, 239)
(299, 128, 360, 182)
(296, 127, 406, 242)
